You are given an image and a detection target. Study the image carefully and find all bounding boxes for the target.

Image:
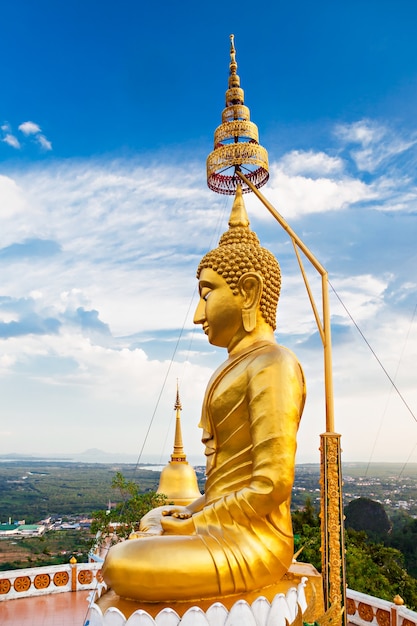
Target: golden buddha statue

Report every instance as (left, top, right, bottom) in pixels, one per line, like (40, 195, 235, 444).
(101, 185, 306, 604)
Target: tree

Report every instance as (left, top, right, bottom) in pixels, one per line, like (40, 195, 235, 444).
(345, 529, 417, 610)
(293, 497, 322, 571)
(91, 472, 167, 548)
(292, 501, 417, 610)
(344, 497, 391, 542)
(388, 511, 417, 578)
(292, 496, 319, 532)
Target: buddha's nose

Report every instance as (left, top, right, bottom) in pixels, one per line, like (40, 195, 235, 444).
(193, 298, 205, 325)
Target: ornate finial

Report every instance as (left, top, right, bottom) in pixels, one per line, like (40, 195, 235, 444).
(229, 34, 237, 77)
(207, 35, 269, 195)
(228, 184, 249, 228)
(174, 379, 182, 411)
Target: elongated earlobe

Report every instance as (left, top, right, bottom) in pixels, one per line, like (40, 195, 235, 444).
(239, 272, 263, 333)
(242, 308, 257, 333)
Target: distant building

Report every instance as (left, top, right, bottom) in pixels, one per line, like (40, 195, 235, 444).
(0, 524, 19, 537)
(17, 524, 45, 537)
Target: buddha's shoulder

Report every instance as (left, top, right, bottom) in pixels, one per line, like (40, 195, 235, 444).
(245, 342, 301, 369)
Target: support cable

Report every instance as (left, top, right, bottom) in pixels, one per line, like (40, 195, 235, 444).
(329, 281, 417, 426)
(365, 304, 417, 476)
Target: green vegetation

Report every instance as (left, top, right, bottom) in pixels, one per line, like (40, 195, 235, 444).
(0, 464, 168, 571)
(344, 497, 392, 542)
(0, 529, 91, 571)
(294, 497, 417, 610)
(91, 472, 167, 545)
(389, 511, 417, 578)
(345, 532, 417, 606)
(0, 462, 162, 522)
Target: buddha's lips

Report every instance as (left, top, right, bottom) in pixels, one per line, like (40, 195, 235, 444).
(203, 325, 209, 335)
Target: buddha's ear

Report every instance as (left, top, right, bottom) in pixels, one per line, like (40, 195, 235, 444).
(238, 272, 263, 333)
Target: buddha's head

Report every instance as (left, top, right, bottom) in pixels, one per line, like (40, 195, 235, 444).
(195, 186, 281, 350)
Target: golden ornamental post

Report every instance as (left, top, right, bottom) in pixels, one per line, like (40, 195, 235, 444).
(207, 34, 346, 624)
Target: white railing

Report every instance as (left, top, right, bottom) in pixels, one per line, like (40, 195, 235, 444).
(0, 560, 102, 601)
(346, 589, 417, 626)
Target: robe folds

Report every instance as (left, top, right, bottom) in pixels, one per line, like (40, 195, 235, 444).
(102, 340, 306, 602)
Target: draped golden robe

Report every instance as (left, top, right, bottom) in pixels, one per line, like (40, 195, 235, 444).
(102, 340, 305, 602)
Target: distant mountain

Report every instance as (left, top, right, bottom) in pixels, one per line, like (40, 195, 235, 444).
(0, 453, 38, 460)
(0, 450, 136, 463)
(72, 449, 142, 463)
(0, 452, 72, 461)
(76, 448, 112, 458)
(0, 449, 206, 465)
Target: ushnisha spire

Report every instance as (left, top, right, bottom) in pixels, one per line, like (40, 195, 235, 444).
(207, 34, 269, 195)
(228, 182, 250, 228)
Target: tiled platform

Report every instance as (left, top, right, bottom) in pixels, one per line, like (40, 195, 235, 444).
(0, 590, 91, 626)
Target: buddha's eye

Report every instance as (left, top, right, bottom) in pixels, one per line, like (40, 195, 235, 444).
(202, 290, 211, 301)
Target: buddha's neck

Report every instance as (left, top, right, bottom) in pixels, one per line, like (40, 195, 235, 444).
(227, 325, 276, 357)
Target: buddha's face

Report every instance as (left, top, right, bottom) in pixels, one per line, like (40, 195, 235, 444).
(194, 268, 245, 351)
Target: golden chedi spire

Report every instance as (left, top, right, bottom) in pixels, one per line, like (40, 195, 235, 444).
(207, 34, 269, 195)
(156, 383, 202, 505)
(171, 383, 186, 462)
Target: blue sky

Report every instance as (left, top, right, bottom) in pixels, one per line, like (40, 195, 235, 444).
(0, 1, 416, 466)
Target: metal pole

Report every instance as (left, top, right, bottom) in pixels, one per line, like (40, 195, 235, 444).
(236, 170, 346, 623)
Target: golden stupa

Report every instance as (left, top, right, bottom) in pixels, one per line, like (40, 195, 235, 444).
(156, 384, 202, 505)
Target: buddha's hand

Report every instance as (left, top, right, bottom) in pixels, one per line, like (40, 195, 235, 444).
(139, 505, 176, 534)
(161, 511, 195, 535)
(162, 506, 192, 519)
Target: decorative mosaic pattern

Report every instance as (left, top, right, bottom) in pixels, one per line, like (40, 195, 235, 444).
(34, 573, 50, 589)
(376, 608, 391, 626)
(78, 569, 93, 585)
(358, 602, 375, 622)
(53, 571, 69, 586)
(346, 597, 356, 615)
(0, 579, 11, 594)
(14, 576, 31, 592)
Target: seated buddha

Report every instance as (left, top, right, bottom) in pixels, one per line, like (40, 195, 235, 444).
(102, 184, 306, 603)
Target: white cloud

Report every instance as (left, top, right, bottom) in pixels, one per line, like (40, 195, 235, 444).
(1, 123, 21, 149)
(36, 134, 52, 151)
(335, 119, 385, 146)
(0, 131, 415, 461)
(15, 120, 53, 152)
(0, 175, 28, 217)
(335, 120, 417, 173)
(278, 150, 344, 177)
(2, 134, 21, 149)
(329, 274, 389, 324)
(18, 121, 42, 136)
(260, 163, 375, 219)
